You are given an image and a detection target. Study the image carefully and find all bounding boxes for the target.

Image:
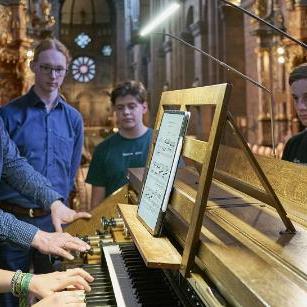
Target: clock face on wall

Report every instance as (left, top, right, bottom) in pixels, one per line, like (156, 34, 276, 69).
(71, 56, 95, 83)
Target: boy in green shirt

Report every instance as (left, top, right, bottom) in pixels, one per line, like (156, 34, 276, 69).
(86, 81, 152, 208)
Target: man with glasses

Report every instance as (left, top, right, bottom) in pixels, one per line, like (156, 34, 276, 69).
(86, 80, 152, 208)
(282, 63, 307, 164)
(0, 38, 84, 307)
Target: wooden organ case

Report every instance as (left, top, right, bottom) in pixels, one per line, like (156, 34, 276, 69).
(65, 84, 307, 307)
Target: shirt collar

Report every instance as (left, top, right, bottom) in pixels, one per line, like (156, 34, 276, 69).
(27, 86, 64, 109)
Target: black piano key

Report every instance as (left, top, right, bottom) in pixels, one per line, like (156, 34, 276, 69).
(86, 299, 117, 305)
(86, 293, 115, 299)
(75, 258, 118, 306)
(118, 243, 184, 306)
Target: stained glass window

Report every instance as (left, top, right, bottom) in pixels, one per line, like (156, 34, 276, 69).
(75, 33, 91, 48)
(71, 56, 95, 83)
(101, 45, 112, 56)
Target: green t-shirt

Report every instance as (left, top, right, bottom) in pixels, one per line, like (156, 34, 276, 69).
(282, 130, 307, 164)
(86, 129, 152, 196)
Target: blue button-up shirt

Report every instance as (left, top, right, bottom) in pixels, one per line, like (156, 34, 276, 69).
(0, 117, 62, 247)
(0, 87, 83, 208)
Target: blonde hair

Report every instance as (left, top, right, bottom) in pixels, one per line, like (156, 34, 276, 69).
(33, 38, 71, 65)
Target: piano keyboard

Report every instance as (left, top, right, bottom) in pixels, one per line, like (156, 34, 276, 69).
(78, 243, 205, 306)
(80, 264, 117, 306)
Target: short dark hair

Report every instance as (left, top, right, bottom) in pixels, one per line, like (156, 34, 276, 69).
(289, 63, 307, 85)
(110, 80, 147, 105)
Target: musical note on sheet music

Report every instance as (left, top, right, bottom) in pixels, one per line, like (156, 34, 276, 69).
(138, 112, 189, 232)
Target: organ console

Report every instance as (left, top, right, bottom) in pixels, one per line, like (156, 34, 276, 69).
(64, 84, 307, 306)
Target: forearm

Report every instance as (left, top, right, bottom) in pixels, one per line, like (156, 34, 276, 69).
(90, 186, 106, 208)
(2, 132, 62, 210)
(3, 160, 62, 210)
(0, 209, 38, 248)
(0, 270, 14, 293)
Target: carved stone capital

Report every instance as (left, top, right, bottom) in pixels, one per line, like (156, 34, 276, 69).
(189, 20, 205, 37)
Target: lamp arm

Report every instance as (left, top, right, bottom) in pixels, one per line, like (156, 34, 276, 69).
(155, 32, 276, 155)
(162, 33, 269, 93)
(220, 0, 307, 49)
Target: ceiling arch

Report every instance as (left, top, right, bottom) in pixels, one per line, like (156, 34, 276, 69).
(61, 0, 110, 24)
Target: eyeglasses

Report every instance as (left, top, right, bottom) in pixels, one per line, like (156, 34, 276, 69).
(38, 64, 67, 77)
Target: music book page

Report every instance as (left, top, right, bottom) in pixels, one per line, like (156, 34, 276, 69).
(137, 111, 189, 235)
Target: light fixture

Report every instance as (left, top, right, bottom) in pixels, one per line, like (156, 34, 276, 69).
(277, 46, 285, 55)
(277, 56, 285, 64)
(26, 50, 34, 59)
(139, 2, 180, 37)
(227, 0, 241, 4)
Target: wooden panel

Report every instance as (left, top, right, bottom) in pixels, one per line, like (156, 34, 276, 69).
(127, 167, 260, 224)
(160, 84, 229, 106)
(170, 179, 196, 223)
(111, 228, 131, 243)
(214, 170, 273, 206)
(65, 186, 128, 236)
(182, 137, 207, 164)
(126, 151, 307, 305)
(216, 146, 307, 225)
(154, 84, 229, 131)
(127, 167, 144, 195)
(187, 272, 225, 307)
(165, 202, 307, 306)
(117, 203, 181, 269)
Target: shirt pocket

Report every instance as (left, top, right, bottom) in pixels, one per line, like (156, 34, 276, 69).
(53, 134, 74, 164)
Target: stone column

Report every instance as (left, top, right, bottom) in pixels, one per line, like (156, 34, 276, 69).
(251, 0, 275, 145)
(114, 0, 127, 83)
(190, 20, 204, 85)
(146, 0, 166, 124)
(181, 30, 194, 88)
(50, 0, 61, 38)
(189, 20, 209, 139)
(255, 40, 273, 145)
(163, 39, 172, 89)
(206, 0, 220, 84)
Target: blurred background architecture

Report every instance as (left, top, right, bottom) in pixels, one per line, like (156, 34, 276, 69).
(0, 0, 306, 208)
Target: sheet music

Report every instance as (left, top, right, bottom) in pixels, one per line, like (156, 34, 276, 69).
(138, 112, 188, 231)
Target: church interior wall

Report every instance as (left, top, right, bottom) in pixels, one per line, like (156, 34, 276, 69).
(0, 0, 306, 154)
